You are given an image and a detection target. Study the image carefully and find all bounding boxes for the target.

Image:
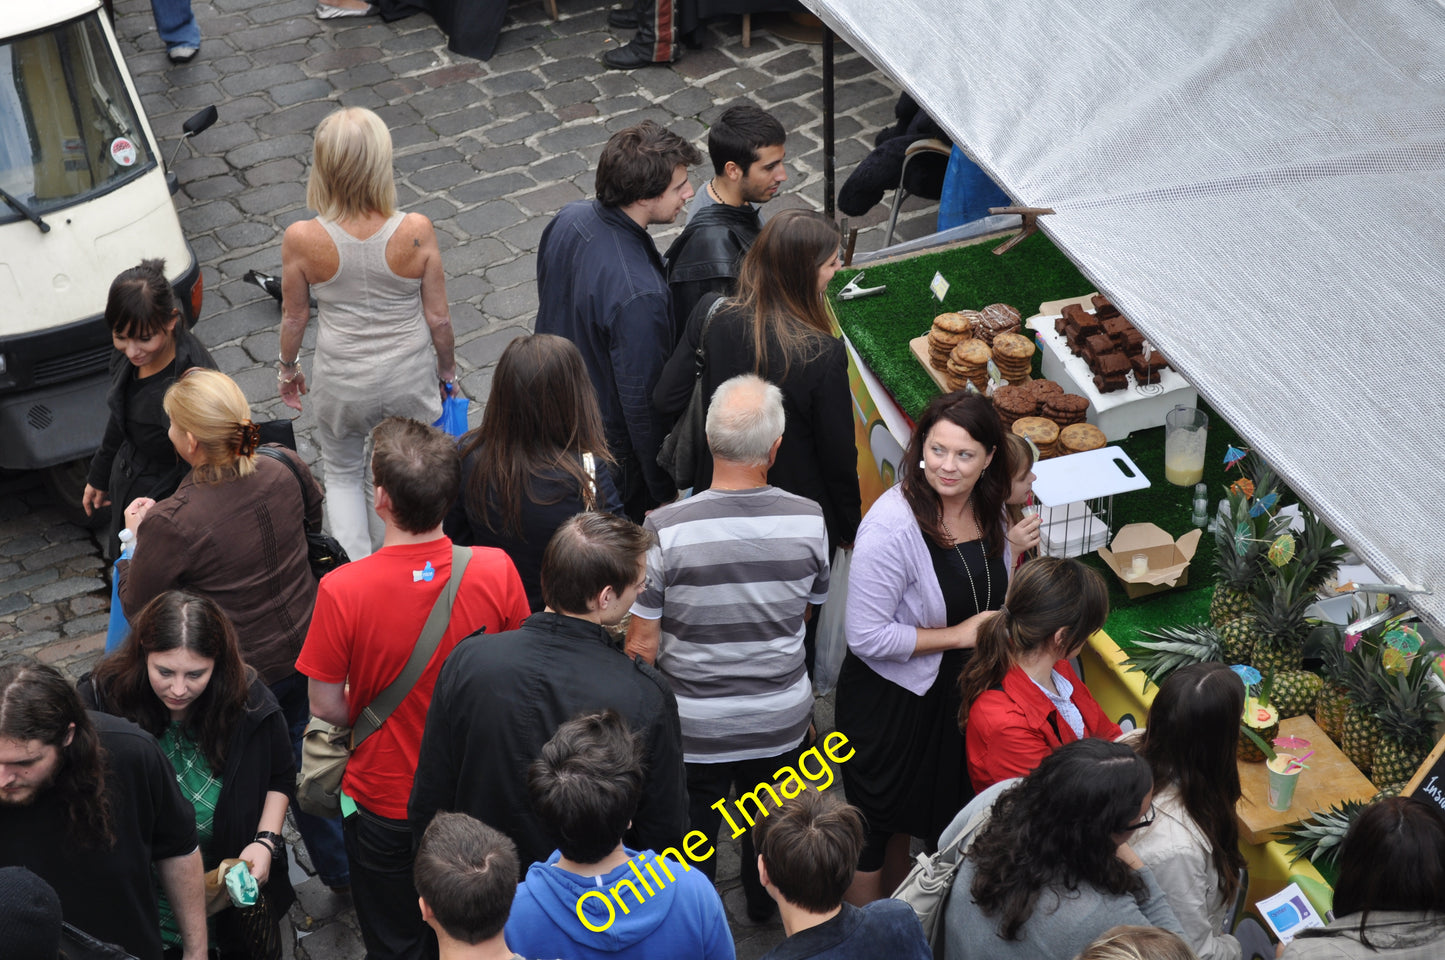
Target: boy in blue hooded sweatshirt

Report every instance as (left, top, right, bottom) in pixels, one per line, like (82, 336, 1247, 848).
(505, 711, 735, 960)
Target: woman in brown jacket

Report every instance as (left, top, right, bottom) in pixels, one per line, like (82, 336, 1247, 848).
(117, 367, 352, 890)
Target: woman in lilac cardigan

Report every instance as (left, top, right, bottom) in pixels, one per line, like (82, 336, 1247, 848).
(837, 392, 1016, 904)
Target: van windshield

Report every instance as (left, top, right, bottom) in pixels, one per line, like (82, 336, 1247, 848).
(0, 13, 155, 220)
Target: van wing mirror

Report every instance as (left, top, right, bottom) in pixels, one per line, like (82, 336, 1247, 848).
(183, 106, 218, 137)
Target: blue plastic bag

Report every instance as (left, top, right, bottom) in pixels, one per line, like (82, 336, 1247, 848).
(105, 561, 130, 654)
(433, 384, 469, 439)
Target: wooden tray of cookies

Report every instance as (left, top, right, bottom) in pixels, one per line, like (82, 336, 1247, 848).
(909, 335, 1032, 393)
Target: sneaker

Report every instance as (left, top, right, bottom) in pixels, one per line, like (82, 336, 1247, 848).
(167, 45, 198, 63)
(315, 2, 379, 18)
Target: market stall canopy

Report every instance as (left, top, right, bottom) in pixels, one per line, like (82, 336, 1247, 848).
(803, 0, 1445, 632)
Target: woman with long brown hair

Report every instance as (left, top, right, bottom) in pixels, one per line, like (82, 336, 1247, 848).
(445, 333, 621, 611)
(1133, 662, 1262, 960)
(961, 555, 1118, 791)
(654, 207, 861, 551)
(83, 591, 295, 959)
(836, 391, 1015, 903)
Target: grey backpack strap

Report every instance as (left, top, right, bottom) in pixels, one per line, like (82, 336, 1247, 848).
(353, 545, 471, 746)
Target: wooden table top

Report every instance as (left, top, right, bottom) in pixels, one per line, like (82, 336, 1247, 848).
(1236, 715, 1377, 845)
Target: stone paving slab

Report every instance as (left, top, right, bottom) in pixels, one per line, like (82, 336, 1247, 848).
(2, 1, 939, 955)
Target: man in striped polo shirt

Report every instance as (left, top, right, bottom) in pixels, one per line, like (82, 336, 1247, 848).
(626, 373, 829, 923)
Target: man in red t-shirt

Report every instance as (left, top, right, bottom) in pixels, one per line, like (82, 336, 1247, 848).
(296, 418, 528, 960)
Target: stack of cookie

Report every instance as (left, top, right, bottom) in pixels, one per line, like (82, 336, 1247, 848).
(992, 384, 1037, 429)
(976, 303, 1022, 345)
(927, 313, 975, 372)
(1041, 392, 1089, 427)
(991, 332, 1036, 384)
(1059, 423, 1107, 455)
(1012, 416, 1060, 459)
(946, 340, 992, 393)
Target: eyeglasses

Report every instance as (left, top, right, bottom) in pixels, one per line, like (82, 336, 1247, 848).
(1122, 803, 1156, 832)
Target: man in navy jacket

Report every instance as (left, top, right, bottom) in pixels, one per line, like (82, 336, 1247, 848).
(535, 121, 701, 522)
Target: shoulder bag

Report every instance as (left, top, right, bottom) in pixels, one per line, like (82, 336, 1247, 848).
(891, 799, 995, 957)
(256, 446, 350, 580)
(656, 294, 726, 489)
(296, 545, 472, 818)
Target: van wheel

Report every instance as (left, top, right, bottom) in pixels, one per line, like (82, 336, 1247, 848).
(44, 458, 108, 531)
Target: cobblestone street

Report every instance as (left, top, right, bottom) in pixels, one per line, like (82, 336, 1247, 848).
(1, 1, 927, 954)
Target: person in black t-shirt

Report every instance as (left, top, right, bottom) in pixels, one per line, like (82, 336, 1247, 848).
(0, 659, 205, 960)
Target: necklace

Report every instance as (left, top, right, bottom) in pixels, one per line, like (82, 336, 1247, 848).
(939, 502, 992, 615)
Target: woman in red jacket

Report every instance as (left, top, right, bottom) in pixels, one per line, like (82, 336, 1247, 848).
(960, 556, 1119, 790)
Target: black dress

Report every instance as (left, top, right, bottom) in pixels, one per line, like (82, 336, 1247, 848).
(836, 537, 1004, 850)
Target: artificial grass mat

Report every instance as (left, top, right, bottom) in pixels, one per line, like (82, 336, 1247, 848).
(828, 229, 1096, 420)
(829, 232, 1251, 653)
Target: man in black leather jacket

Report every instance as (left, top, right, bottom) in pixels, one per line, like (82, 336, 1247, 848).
(664, 103, 787, 338)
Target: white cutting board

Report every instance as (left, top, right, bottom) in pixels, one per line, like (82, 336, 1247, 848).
(1031, 446, 1151, 508)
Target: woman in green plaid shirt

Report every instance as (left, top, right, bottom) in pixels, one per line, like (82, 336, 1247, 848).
(83, 591, 297, 959)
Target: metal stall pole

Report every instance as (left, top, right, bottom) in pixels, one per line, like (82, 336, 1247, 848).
(823, 26, 835, 219)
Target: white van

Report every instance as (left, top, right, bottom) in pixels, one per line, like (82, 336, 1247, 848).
(0, 0, 212, 507)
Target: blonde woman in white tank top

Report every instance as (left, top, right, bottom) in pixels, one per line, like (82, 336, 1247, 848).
(277, 107, 456, 561)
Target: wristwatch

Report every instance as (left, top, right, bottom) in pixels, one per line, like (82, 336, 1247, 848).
(253, 830, 286, 854)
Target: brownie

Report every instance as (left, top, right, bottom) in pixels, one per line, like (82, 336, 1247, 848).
(1101, 316, 1133, 341)
(1098, 352, 1131, 376)
(1084, 334, 1115, 359)
(1130, 354, 1163, 384)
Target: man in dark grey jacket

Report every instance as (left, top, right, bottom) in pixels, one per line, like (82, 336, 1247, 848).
(535, 121, 701, 522)
(408, 512, 688, 869)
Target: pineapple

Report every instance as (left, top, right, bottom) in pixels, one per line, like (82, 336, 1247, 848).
(1209, 466, 1286, 627)
(1272, 669, 1323, 720)
(1340, 647, 1388, 776)
(1313, 623, 1351, 742)
(1239, 672, 1280, 764)
(1250, 562, 1320, 717)
(1371, 658, 1445, 788)
(1125, 624, 1222, 687)
(1218, 615, 1257, 664)
(1293, 504, 1350, 594)
(1341, 705, 1382, 778)
(1277, 800, 1367, 871)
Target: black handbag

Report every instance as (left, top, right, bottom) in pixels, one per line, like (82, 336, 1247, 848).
(657, 295, 725, 489)
(255, 447, 350, 580)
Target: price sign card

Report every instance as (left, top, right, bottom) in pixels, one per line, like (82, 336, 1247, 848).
(1256, 883, 1326, 944)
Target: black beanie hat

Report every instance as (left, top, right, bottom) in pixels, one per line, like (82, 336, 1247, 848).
(0, 866, 62, 959)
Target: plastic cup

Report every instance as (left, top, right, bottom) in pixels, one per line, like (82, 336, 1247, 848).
(1267, 754, 1302, 811)
(1130, 553, 1149, 579)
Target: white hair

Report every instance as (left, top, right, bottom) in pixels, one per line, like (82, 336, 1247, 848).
(705, 374, 785, 467)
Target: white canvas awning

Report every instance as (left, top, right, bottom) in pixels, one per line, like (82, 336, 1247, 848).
(804, 0, 1445, 631)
